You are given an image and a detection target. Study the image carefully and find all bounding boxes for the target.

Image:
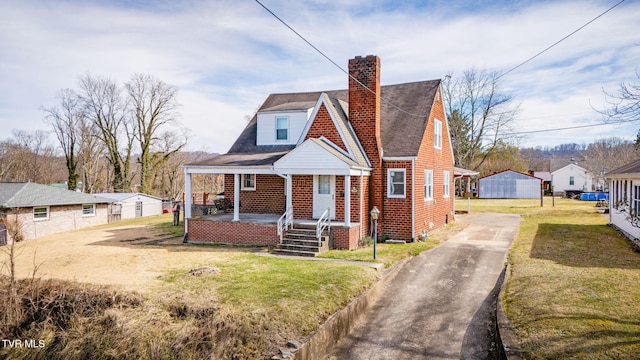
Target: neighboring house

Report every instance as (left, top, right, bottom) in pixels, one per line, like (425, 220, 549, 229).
(0, 182, 111, 243)
(607, 159, 640, 241)
(478, 170, 542, 199)
(96, 193, 164, 220)
(183, 55, 455, 250)
(551, 163, 593, 196)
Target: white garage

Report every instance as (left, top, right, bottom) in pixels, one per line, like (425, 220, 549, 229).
(478, 170, 542, 199)
(96, 193, 164, 219)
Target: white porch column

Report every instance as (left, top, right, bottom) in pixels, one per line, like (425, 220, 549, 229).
(185, 170, 192, 232)
(233, 173, 240, 221)
(344, 175, 351, 226)
(286, 175, 293, 212)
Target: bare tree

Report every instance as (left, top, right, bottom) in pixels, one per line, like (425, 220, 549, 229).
(41, 88, 83, 191)
(582, 137, 640, 190)
(9, 130, 61, 184)
(600, 69, 640, 147)
(442, 69, 520, 170)
(79, 74, 134, 192)
(125, 74, 187, 194)
(78, 119, 106, 193)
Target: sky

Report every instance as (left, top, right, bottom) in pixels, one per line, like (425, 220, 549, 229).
(1, 0, 639, 155)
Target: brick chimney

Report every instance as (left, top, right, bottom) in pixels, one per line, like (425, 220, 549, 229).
(348, 55, 383, 223)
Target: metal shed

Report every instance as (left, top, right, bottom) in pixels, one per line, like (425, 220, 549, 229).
(96, 193, 164, 219)
(478, 170, 541, 199)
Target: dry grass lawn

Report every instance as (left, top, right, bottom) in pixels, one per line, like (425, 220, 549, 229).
(4, 214, 249, 293)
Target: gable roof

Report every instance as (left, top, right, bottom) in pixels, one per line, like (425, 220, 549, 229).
(226, 80, 441, 158)
(478, 169, 542, 181)
(96, 192, 163, 202)
(606, 158, 640, 179)
(551, 163, 590, 175)
(298, 93, 369, 167)
(0, 182, 112, 208)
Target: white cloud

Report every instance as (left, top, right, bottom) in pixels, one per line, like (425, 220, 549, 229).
(0, 0, 639, 154)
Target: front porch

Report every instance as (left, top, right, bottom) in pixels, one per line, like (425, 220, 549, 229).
(186, 212, 362, 250)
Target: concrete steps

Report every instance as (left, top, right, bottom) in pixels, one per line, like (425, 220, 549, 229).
(273, 226, 329, 257)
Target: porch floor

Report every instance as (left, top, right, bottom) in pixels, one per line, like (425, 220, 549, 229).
(196, 213, 357, 227)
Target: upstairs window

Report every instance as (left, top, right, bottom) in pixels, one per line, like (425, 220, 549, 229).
(276, 117, 289, 141)
(241, 174, 256, 191)
(388, 169, 406, 198)
(569, 176, 575, 185)
(434, 119, 442, 149)
(424, 170, 433, 200)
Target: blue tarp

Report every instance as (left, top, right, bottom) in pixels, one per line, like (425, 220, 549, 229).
(579, 192, 609, 201)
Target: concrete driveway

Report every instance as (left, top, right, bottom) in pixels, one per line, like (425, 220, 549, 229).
(325, 212, 521, 360)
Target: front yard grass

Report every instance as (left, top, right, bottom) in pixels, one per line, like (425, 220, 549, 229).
(461, 197, 640, 359)
(318, 221, 466, 267)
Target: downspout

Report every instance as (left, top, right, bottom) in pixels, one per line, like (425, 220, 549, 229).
(411, 158, 415, 242)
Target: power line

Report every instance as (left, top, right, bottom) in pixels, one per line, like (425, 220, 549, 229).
(502, 117, 638, 136)
(253, 0, 429, 119)
(496, 0, 626, 80)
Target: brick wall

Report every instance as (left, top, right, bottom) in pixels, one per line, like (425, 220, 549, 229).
(332, 225, 361, 250)
(382, 161, 413, 240)
(291, 175, 313, 219)
(304, 104, 348, 152)
(4, 204, 109, 241)
(413, 86, 455, 239)
(188, 219, 279, 246)
(224, 174, 285, 214)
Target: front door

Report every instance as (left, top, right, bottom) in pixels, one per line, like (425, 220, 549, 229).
(135, 201, 143, 218)
(313, 175, 335, 219)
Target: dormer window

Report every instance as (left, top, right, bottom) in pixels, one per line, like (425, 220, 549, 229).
(276, 117, 289, 141)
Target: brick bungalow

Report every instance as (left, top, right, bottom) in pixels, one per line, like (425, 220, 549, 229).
(0, 182, 111, 243)
(183, 55, 455, 251)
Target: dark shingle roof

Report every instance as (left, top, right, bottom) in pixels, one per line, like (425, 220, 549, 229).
(0, 182, 112, 208)
(607, 158, 640, 177)
(226, 80, 441, 158)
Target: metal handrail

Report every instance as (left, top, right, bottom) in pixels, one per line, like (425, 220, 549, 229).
(316, 208, 331, 246)
(277, 207, 293, 243)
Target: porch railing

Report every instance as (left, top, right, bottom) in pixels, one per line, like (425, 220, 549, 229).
(316, 208, 331, 246)
(277, 207, 293, 243)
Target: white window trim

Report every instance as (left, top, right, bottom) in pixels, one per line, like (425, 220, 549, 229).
(33, 206, 50, 221)
(434, 119, 442, 149)
(443, 171, 450, 198)
(424, 170, 434, 201)
(241, 174, 256, 191)
(275, 116, 289, 141)
(82, 203, 96, 217)
(387, 169, 406, 199)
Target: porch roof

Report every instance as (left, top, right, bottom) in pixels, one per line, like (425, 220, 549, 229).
(274, 138, 371, 175)
(184, 139, 371, 176)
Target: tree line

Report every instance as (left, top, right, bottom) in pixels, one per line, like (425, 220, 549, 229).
(37, 73, 190, 198)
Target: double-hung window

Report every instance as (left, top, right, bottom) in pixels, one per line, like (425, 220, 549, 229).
(569, 176, 575, 186)
(424, 170, 433, 200)
(443, 171, 450, 198)
(241, 174, 256, 190)
(434, 119, 442, 149)
(388, 169, 406, 198)
(276, 117, 288, 141)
